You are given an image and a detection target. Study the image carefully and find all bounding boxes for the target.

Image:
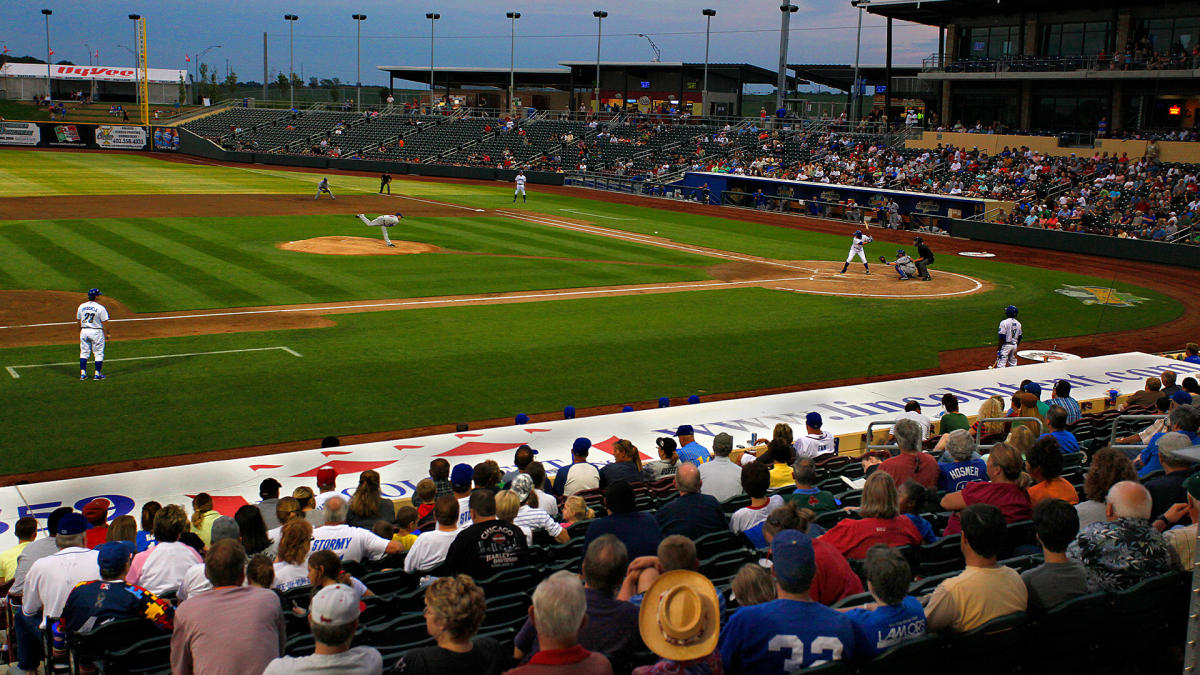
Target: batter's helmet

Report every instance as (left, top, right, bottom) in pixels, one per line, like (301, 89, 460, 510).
(87, 288, 101, 298)
(1005, 305, 1019, 318)
(854, 230, 863, 237)
(897, 249, 906, 256)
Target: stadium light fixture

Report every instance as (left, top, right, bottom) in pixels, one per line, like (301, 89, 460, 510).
(593, 10, 607, 115)
(426, 13, 440, 111)
(41, 9, 52, 99)
(284, 15, 299, 110)
(776, 4, 798, 114)
(702, 9, 716, 118)
(506, 12, 521, 114)
(352, 14, 366, 112)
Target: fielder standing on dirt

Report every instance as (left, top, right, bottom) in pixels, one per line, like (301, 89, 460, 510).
(77, 288, 110, 380)
(996, 305, 1023, 368)
(840, 229, 872, 274)
(315, 177, 335, 200)
(358, 212, 402, 247)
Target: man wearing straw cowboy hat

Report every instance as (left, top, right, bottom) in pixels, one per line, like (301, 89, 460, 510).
(635, 569, 723, 673)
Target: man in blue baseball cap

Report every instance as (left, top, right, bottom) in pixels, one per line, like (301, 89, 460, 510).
(552, 438, 600, 497)
(22, 512, 100, 643)
(58, 540, 174, 643)
(450, 463, 476, 528)
(795, 412, 836, 459)
(675, 425, 710, 467)
(719, 531, 858, 672)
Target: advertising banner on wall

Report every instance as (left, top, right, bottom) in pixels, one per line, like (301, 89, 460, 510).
(152, 126, 181, 152)
(95, 125, 148, 150)
(0, 121, 41, 146)
(46, 124, 93, 148)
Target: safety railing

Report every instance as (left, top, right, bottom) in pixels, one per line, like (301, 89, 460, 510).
(866, 420, 902, 453)
(1106, 414, 1166, 453)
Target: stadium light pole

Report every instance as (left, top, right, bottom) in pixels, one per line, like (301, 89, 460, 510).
(352, 14, 366, 112)
(776, 4, 797, 115)
(702, 9, 715, 118)
(41, 9, 52, 99)
(284, 15, 298, 110)
(128, 14, 141, 117)
(426, 13, 439, 111)
(194, 45, 220, 104)
(850, 0, 864, 123)
(592, 10, 607, 115)
(506, 12, 520, 114)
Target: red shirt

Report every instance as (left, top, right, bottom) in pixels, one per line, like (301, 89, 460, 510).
(819, 516, 923, 559)
(878, 453, 939, 489)
(85, 526, 108, 550)
(810, 539, 864, 606)
(943, 481, 1032, 536)
(417, 503, 434, 520)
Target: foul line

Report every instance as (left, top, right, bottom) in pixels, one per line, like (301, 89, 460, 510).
(558, 208, 636, 221)
(5, 346, 302, 379)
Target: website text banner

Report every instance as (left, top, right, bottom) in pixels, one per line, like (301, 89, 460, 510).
(2, 352, 1195, 534)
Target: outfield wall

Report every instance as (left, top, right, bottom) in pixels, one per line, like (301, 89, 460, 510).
(0, 120, 183, 152)
(0, 352, 1194, 535)
(949, 219, 1200, 269)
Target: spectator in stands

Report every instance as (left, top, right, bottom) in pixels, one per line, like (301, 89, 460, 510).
(293, 486, 324, 529)
(761, 504, 862, 605)
(1117, 395, 1173, 448)
(730, 463, 785, 547)
(939, 394, 970, 434)
(794, 412, 837, 458)
(675, 425, 710, 466)
(131, 504, 203, 595)
(276, 585, 384, 674)
(969, 395, 1008, 441)
(172, 539, 286, 674)
(1015, 392, 1045, 433)
(720, 530, 858, 671)
(896, 401, 932, 440)
(655, 463, 728, 539)
(1022, 499, 1088, 612)
(642, 437, 680, 481)
(393, 574, 508, 673)
(1076, 448, 1138, 529)
(784, 457, 842, 513)
(22, 513, 100, 636)
(311, 496, 403, 563)
(190, 493, 220, 547)
(526, 462, 558, 518)
(473, 461, 503, 494)
(511, 474, 570, 543)
(10, 507, 75, 674)
(507, 571, 612, 674)
(562, 496, 595, 529)
(449, 463, 476, 529)
(429, 457, 454, 500)
(178, 516, 240, 601)
(235, 505, 274, 559)
(1048, 381, 1082, 425)
(1161, 370, 1182, 398)
(305, 550, 372, 602)
(82, 498, 110, 549)
(313, 467, 339, 509)
(502, 444, 537, 486)
(839, 545, 926, 657)
(1006, 425, 1036, 458)
(1123, 377, 1166, 410)
(446, 490, 529, 579)
(698, 433, 742, 502)
(760, 425, 798, 488)
(619, 535, 707, 607)
(553, 438, 601, 496)
(924, 504, 1028, 632)
(267, 496, 301, 544)
(898, 480, 937, 544)
(59, 540, 173, 641)
(878, 419, 938, 489)
(414, 480, 438, 526)
(1069, 480, 1178, 592)
(634, 570, 723, 674)
(585, 481, 663, 559)
(257, 478, 283, 529)
(0, 517, 37, 584)
(942, 443, 1032, 535)
(1159, 473, 1200, 569)
(1026, 436, 1078, 505)
(106, 516, 137, 546)
(1040, 405, 1080, 454)
(600, 439, 645, 488)
(821, 472, 923, 558)
(1184, 343, 1200, 365)
(273, 519, 314, 591)
(1138, 400, 1200, 479)
(1145, 432, 1198, 521)
(136, 501, 160, 552)
(732, 563, 777, 607)
(1184, 378, 1200, 407)
(937, 430, 988, 492)
(347, 469, 395, 529)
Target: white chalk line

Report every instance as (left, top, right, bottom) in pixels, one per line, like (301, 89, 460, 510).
(558, 208, 636, 221)
(5, 345, 302, 379)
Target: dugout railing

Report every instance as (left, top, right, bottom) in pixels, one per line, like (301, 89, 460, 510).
(1105, 414, 1166, 455)
(864, 416, 1043, 455)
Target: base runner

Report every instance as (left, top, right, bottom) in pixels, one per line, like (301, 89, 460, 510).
(77, 288, 110, 380)
(840, 230, 872, 274)
(358, 213, 402, 247)
(996, 305, 1023, 368)
(315, 177, 335, 200)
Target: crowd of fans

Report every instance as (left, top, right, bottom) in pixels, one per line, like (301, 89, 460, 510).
(3, 365, 1199, 673)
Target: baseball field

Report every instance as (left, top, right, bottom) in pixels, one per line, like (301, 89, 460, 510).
(0, 149, 1187, 478)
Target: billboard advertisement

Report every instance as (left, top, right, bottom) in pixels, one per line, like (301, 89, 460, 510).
(47, 124, 91, 148)
(96, 125, 149, 150)
(152, 126, 181, 152)
(0, 121, 41, 146)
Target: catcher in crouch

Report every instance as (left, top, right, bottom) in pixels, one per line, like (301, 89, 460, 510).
(879, 249, 919, 280)
(357, 212, 403, 247)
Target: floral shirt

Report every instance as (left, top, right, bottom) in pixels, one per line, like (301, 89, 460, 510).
(633, 652, 724, 675)
(1067, 517, 1178, 592)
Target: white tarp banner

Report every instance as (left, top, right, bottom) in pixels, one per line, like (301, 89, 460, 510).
(0, 121, 41, 146)
(2, 352, 1196, 534)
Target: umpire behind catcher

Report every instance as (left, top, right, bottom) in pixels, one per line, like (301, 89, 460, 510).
(913, 236, 934, 281)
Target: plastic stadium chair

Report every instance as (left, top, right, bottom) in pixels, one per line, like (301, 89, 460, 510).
(720, 494, 752, 514)
(830, 591, 875, 609)
(693, 530, 747, 560)
(1028, 591, 1107, 669)
(858, 632, 945, 674)
(943, 612, 1031, 674)
(473, 565, 545, 595)
(360, 567, 417, 597)
(814, 509, 850, 530)
(69, 617, 164, 674)
(1101, 571, 1189, 664)
(917, 534, 964, 577)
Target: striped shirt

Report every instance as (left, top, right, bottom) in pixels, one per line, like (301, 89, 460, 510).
(513, 505, 562, 538)
(1048, 396, 1082, 425)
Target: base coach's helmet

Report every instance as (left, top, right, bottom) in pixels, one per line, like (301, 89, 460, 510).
(1005, 305, 1019, 318)
(87, 288, 101, 299)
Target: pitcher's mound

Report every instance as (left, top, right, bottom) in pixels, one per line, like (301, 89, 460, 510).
(277, 236, 440, 256)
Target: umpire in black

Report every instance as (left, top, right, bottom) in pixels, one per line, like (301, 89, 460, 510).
(913, 236, 934, 281)
(379, 172, 392, 195)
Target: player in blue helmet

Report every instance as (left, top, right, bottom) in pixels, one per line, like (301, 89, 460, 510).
(77, 288, 111, 380)
(1006, 305, 1019, 318)
(841, 229, 873, 274)
(996, 305, 1023, 368)
(880, 249, 917, 280)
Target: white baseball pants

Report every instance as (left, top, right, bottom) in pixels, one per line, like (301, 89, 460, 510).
(80, 328, 105, 361)
(996, 344, 1018, 368)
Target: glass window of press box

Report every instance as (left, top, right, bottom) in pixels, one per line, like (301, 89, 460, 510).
(958, 25, 1021, 59)
(1135, 17, 1200, 53)
(1041, 22, 1113, 57)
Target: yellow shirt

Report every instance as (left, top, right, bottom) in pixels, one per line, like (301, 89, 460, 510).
(769, 463, 794, 489)
(193, 510, 221, 548)
(392, 532, 418, 552)
(925, 564, 1027, 633)
(0, 541, 30, 581)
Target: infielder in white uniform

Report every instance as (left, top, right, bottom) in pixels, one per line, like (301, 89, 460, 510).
(840, 229, 872, 274)
(357, 212, 402, 247)
(315, 177, 335, 200)
(513, 171, 527, 203)
(77, 288, 110, 380)
(996, 305, 1023, 368)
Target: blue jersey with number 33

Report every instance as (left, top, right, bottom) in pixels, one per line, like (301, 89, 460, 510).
(719, 598, 857, 673)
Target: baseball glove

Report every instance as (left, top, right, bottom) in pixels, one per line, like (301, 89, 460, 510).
(878, 256, 887, 264)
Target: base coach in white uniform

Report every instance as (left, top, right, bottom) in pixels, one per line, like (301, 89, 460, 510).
(77, 288, 110, 380)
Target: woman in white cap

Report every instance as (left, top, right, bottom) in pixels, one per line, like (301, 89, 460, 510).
(633, 569, 723, 674)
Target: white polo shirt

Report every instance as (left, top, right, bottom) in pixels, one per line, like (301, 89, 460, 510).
(176, 562, 211, 602)
(402, 529, 458, 574)
(794, 431, 837, 459)
(310, 524, 390, 563)
(23, 547, 100, 627)
(137, 541, 204, 596)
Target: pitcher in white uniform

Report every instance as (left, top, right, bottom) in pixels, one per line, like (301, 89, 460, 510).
(77, 288, 110, 380)
(513, 171, 527, 203)
(357, 212, 402, 247)
(995, 305, 1023, 368)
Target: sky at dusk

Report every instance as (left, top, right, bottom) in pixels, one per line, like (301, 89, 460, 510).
(2, 1, 938, 89)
